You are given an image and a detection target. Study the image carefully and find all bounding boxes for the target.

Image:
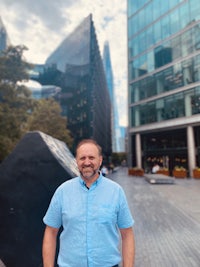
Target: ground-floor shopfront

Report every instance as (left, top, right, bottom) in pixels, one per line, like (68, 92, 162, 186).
(129, 125, 200, 177)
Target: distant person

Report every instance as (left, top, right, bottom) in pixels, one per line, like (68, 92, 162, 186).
(42, 139, 135, 267)
(101, 165, 108, 176)
(152, 163, 160, 174)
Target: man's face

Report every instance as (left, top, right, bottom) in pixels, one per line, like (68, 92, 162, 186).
(76, 143, 102, 181)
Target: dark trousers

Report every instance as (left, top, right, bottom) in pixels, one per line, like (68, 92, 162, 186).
(112, 265, 118, 267)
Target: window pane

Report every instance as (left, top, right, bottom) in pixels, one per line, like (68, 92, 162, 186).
(161, 15, 171, 39)
(170, 8, 180, 35)
(154, 21, 162, 44)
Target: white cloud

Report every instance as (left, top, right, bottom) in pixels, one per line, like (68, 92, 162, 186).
(0, 0, 128, 126)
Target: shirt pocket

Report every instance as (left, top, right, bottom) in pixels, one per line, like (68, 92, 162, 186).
(96, 205, 117, 224)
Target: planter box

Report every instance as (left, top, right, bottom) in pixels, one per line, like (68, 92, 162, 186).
(156, 170, 169, 176)
(193, 170, 200, 179)
(128, 168, 144, 176)
(173, 170, 187, 178)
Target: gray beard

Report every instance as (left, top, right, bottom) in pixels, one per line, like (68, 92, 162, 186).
(80, 169, 99, 180)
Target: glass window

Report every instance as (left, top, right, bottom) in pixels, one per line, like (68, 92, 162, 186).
(147, 51, 155, 73)
(146, 76, 156, 98)
(139, 54, 147, 74)
(131, 15, 139, 37)
(143, 102, 157, 124)
(160, 1, 169, 14)
(181, 30, 193, 57)
(155, 71, 164, 94)
(128, 39, 134, 59)
(169, 0, 180, 9)
(129, 61, 133, 81)
(193, 86, 200, 114)
(160, 92, 184, 121)
(129, 58, 140, 80)
(128, 0, 136, 16)
(171, 35, 182, 60)
(135, 82, 141, 102)
(146, 26, 154, 48)
(139, 79, 147, 100)
(164, 95, 177, 119)
(194, 55, 200, 82)
(163, 67, 174, 91)
(153, 0, 161, 21)
(175, 93, 185, 117)
(173, 63, 183, 88)
(170, 8, 180, 35)
(179, 2, 190, 29)
(130, 106, 135, 127)
(139, 8, 145, 30)
(156, 98, 165, 121)
(130, 84, 135, 104)
(154, 42, 172, 68)
(131, 89, 189, 126)
(133, 36, 139, 57)
(193, 24, 200, 51)
(190, 0, 200, 21)
(161, 15, 171, 39)
(145, 2, 153, 26)
(182, 58, 193, 85)
(128, 18, 133, 38)
(154, 21, 162, 44)
(138, 32, 146, 54)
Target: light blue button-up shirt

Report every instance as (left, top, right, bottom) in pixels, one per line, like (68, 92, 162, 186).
(43, 173, 134, 267)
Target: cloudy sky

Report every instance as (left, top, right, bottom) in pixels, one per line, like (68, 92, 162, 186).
(0, 0, 128, 126)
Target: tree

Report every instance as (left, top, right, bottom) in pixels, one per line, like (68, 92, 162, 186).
(27, 98, 73, 148)
(111, 152, 127, 166)
(0, 45, 73, 162)
(0, 45, 35, 161)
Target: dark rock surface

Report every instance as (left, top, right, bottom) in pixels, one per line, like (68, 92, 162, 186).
(0, 131, 79, 267)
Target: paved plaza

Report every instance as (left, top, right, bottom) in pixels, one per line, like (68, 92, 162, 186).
(109, 167, 200, 267)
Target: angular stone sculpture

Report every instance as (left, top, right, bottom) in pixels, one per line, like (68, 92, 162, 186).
(0, 131, 79, 267)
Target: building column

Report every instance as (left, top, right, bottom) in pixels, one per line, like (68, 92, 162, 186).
(187, 126, 196, 177)
(136, 133, 142, 168)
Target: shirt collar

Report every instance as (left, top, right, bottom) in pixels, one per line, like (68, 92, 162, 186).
(79, 171, 103, 189)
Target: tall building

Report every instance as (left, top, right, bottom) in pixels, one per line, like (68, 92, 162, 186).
(0, 17, 9, 52)
(128, 0, 200, 176)
(43, 14, 112, 158)
(103, 41, 126, 152)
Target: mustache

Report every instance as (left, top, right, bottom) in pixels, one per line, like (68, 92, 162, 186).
(80, 167, 100, 179)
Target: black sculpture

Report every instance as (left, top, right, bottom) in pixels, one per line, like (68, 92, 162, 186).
(0, 131, 79, 267)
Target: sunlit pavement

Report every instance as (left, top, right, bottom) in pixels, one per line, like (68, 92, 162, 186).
(109, 167, 200, 267)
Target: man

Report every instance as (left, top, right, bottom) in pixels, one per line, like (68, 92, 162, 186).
(42, 139, 135, 267)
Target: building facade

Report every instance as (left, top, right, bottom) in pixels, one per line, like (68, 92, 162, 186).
(128, 0, 200, 176)
(40, 15, 112, 158)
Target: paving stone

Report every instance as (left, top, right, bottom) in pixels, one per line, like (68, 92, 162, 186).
(109, 168, 200, 267)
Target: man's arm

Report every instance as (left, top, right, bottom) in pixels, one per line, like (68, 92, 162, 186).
(42, 225, 59, 267)
(120, 227, 135, 267)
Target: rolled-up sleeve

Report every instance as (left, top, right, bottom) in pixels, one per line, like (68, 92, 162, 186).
(117, 189, 134, 229)
(43, 189, 62, 228)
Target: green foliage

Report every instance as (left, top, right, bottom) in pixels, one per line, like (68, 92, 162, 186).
(0, 45, 73, 162)
(111, 152, 127, 166)
(0, 45, 35, 161)
(27, 98, 73, 147)
(0, 45, 32, 83)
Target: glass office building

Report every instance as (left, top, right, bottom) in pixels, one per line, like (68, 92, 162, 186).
(0, 17, 9, 52)
(103, 41, 126, 152)
(128, 0, 200, 176)
(41, 14, 112, 158)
